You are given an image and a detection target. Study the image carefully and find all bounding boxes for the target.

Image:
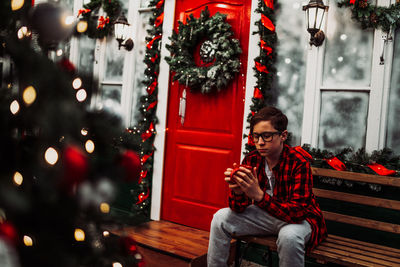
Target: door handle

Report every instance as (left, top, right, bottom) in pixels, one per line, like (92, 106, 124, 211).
(179, 89, 186, 126)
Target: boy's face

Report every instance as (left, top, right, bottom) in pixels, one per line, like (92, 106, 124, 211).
(252, 120, 287, 158)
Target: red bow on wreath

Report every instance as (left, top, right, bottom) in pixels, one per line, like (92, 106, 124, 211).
(255, 61, 269, 73)
(97, 16, 110, 29)
(77, 9, 91, 17)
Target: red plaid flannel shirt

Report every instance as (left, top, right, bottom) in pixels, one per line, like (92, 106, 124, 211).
(229, 145, 327, 253)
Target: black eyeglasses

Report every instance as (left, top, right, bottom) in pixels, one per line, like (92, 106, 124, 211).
(252, 131, 281, 143)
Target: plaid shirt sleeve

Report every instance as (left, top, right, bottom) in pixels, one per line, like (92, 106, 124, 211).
(255, 159, 313, 223)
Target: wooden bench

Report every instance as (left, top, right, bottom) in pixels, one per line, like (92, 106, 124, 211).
(234, 167, 400, 266)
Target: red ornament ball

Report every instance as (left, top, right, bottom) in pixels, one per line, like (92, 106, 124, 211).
(0, 221, 18, 244)
(62, 145, 89, 186)
(119, 150, 142, 182)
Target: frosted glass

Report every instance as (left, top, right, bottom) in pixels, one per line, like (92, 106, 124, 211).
(318, 91, 368, 150)
(104, 38, 124, 81)
(322, 1, 373, 87)
(386, 28, 400, 154)
(275, 0, 307, 146)
(98, 84, 122, 116)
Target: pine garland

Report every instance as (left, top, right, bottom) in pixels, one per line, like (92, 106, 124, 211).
(338, 0, 400, 32)
(165, 6, 242, 94)
(127, 0, 165, 215)
(244, 0, 278, 153)
(78, 0, 122, 39)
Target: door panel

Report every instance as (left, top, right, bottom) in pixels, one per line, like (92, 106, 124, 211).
(161, 0, 251, 231)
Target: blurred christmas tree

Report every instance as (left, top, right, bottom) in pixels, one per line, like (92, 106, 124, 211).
(0, 1, 146, 266)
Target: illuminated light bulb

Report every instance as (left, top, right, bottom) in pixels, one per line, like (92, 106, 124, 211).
(103, 231, 110, 237)
(72, 78, 82, 89)
(44, 147, 59, 165)
(85, 140, 95, 153)
(11, 0, 24, 11)
(64, 15, 75, 26)
(76, 89, 87, 102)
(74, 228, 85, 241)
(13, 171, 23, 186)
(77, 21, 88, 33)
(100, 203, 110, 213)
(81, 129, 88, 136)
(23, 235, 33, 246)
(17, 26, 30, 39)
(22, 86, 36, 106)
(10, 100, 20, 115)
(56, 49, 63, 57)
(113, 263, 123, 267)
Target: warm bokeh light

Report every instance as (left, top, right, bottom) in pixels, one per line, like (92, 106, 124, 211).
(81, 128, 88, 136)
(100, 203, 110, 213)
(77, 21, 88, 33)
(22, 86, 36, 106)
(85, 140, 95, 154)
(11, 0, 24, 11)
(103, 231, 110, 237)
(13, 171, 23, 186)
(56, 49, 63, 57)
(74, 228, 85, 242)
(17, 26, 30, 39)
(72, 78, 82, 89)
(76, 89, 87, 102)
(23, 235, 33, 246)
(44, 147, 59, 165)
(113, 263, 122, 267)
(10, 100, 20, 115)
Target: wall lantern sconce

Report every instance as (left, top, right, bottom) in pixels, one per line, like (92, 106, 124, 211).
(114, 12, 134, 51)
(303, 0, 329, 47)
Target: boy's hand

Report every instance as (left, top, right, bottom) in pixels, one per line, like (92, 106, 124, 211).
(224, 163, 243, 195)
(231, 165, 264, 201)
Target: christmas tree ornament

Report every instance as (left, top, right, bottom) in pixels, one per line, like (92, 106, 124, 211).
(62, 145, 88, 186)
(29, 2, 76, 50)
(58, 57, 76, 75)
(166, 6, 242, 94)
(119, 150, 142, 182)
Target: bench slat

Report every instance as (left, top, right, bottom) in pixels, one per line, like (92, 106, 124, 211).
(329, 235, 400, 255)
(322, 211, 400, 234)
(312, 167, 400, 187)
(314, 188, 400, 211)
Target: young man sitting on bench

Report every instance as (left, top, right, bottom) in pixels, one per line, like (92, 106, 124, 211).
(207, 106, 327, 267)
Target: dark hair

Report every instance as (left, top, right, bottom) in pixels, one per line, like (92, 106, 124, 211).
(250, 106, 288, 133)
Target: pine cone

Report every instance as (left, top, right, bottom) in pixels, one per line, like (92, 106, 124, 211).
(370, 13, 378, 25)
(359, 0, 368, 8)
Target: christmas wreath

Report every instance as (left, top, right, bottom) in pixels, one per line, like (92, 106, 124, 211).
(165, 7, 242, 94)
(77, 0, 121, 39)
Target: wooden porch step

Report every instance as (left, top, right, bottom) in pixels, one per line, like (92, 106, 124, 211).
(112, 220, 214, 267)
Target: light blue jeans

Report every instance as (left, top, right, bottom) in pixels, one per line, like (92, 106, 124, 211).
(207, 205, 311, 267)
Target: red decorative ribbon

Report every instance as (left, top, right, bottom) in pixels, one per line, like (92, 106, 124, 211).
(253, 87, 263, 99)
(155, 13, 164, 27)
(156, 0, 164, 8)
(141, 122, 155, 141)
(325, 157, 346, 171)
(263, 0, 274, 9)
(367, 163, 396, 176)
(136, 188, 150, 204)
(147, 35, 162, 49)
(141, 151, 154, 165)
(138, 170, 148, 184)
(97, 16, 110, 29)
(350, 0, 356, 4)
(260, 40, 273, 55)
(293, 146, 313, 161)
(78, 8, 91, 16)
(150, 54, 159, 63)
(255, 61, 269, 73)
(261, 14, 275, 32)
(147, 101, 157, 111)
(147, 79, 157, 95)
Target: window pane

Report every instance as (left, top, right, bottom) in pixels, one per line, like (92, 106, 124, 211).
(276, 0, 307, 146)
(77, 36, 96, 75)
(386, 28, 400, 154)
(318, 91, 368, 150)
(130, 11, 153, 126)
(98, 84, 123, 116)
(104, 38, 125, 81)
(322, 1, 373, 87)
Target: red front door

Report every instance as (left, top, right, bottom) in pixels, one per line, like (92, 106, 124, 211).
(161, 0, 251, 231)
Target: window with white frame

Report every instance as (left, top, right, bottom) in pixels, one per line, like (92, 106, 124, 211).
(301, 0, 400, 154)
